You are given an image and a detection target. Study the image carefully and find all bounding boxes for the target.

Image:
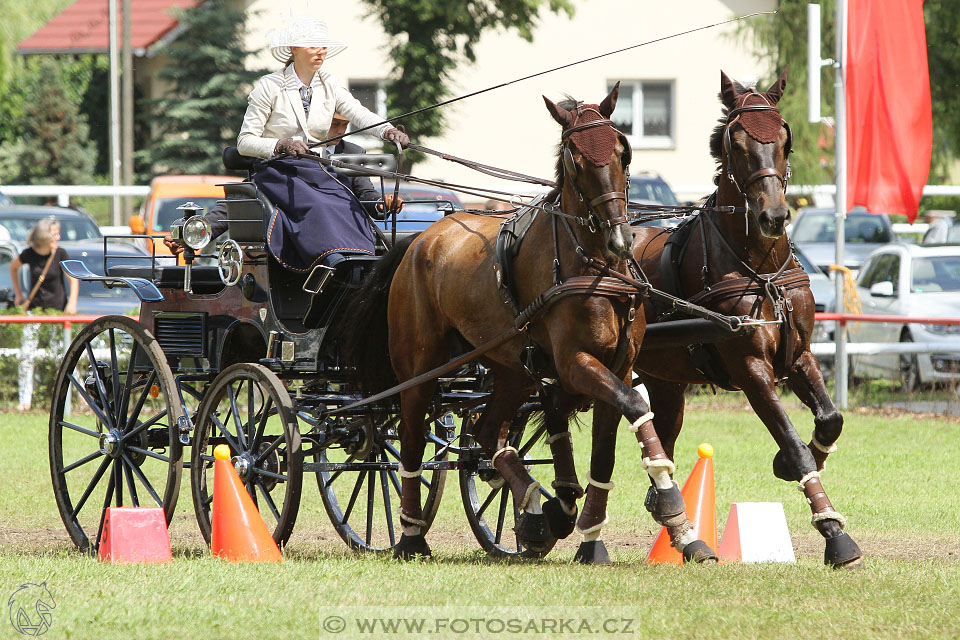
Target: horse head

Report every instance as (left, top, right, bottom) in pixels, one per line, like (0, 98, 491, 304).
(714, 67, 792, 238)
(543, 83, 634, 260)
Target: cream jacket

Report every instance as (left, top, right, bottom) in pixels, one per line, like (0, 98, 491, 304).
(237, 64, 392, 158)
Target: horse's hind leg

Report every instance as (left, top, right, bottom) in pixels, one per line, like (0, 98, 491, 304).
(470, 368, 550, 550)
(539, 389, 584, 540)
(783, 350, 843, 473)
(732, 356, 862, 569)
(393, 380, 438, 560)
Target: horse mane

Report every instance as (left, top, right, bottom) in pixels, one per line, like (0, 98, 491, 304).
(708, 96, 731, 186)
(547, 96, 581, 200)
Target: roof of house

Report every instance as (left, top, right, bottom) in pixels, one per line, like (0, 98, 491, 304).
(17, 0, 201, 56)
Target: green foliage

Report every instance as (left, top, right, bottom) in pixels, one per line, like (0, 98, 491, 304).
(0, 57, 97, 185)
(137, 0, 264, 178)
(923, 0, 960, 181)
(361, 0, 574, 165)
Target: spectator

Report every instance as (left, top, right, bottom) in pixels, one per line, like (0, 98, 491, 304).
(9, 218, 78, 411)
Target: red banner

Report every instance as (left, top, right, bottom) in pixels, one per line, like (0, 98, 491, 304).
(846, 0, 932, 221)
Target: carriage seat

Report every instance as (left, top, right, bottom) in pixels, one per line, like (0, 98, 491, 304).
(106, 265, 226, 294)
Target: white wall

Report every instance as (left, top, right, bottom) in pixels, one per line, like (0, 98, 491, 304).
(243, 0, 776, 202)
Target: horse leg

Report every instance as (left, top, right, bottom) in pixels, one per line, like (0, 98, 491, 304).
(571, 400, 620, 565)
(733, 356, 862, 568)
(539, 389, 584, 540)
(636, 375, 691, 524)
(393, 380, 438, 560)
(558, 354, 716, 564)
(782, 350, 843, 474)
(471, 368, 551, 550)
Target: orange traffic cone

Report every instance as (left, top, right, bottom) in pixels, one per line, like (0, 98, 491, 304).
(645, 443, 717, 564)
(211, 444, 282, 562)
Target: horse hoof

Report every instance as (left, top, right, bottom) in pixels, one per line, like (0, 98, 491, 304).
(824, 532, 862, 568)
(573, 540, 611, 565)
(515, 512, 553, 551)
(771, 450, 795, 482)
(393, 533, 432, 561)
(682, 539, 718, 564)
(650, 483, 685, 521)
(542, 497, 577, 539)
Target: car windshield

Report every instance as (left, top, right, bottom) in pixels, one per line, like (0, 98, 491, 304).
(910, 256, 960, 293)
(0, 215, 101, 242)
(153, 197, 223, 232)
(793, 249, 821, 275)
(630, 178, 679, 206)
(792, 213, 891, 244)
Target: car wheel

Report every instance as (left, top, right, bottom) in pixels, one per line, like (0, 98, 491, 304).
(899, 332, 921, 392)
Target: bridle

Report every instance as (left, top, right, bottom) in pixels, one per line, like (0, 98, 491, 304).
(722, 94, 793, 204)
(560, 106, 632, 234)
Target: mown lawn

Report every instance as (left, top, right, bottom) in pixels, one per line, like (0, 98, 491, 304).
(1, 399, 958, 639)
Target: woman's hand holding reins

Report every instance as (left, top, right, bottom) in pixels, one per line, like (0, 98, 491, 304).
(383, 127, 410, 148)
(276, 138, 311, 157)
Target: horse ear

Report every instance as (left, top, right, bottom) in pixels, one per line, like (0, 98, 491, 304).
(599, 82, 620, 118)
(765, 65, 789, 104)
(543, 95, 573, 128)
(720, 70, 741, 109)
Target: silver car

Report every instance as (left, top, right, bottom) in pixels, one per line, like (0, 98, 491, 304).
(791, 207, 897, 276)
(848, 244, 960, 389)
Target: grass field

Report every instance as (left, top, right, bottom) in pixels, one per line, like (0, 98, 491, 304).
(2, 398, 959, 639)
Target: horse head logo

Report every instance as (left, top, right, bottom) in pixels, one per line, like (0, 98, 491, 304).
(8, 583, 56, 636)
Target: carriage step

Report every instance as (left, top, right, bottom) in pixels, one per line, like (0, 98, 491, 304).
(61, 260, 164, 303)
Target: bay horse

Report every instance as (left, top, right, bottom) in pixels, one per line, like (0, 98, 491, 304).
(632, 69, 862, 568)
(345, 84, 716, 563)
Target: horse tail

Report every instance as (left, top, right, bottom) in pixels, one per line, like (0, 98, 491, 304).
(340, 233, 420, 394)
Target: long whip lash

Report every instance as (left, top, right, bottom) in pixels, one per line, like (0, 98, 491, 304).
(316, 11, 775, 147)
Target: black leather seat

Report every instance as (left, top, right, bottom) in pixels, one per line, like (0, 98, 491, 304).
(107, 265, 225, 294)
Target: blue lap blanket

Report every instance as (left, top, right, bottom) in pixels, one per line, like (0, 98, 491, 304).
(253, 157, 374, 272)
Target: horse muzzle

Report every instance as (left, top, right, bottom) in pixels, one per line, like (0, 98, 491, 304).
(757, 205, 791, 239)
(605, 222, 635, 260)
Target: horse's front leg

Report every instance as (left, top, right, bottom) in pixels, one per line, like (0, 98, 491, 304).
(784, 349, 843, 473)
(539, 388, 584, 540)
(558, 353, 717, 564)
(731, 355, 862, 569)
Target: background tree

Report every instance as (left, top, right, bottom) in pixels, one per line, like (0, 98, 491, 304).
(361, 0, 574, 167)
(137, 0, 264, 177)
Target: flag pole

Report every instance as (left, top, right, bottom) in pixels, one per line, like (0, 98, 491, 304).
(834, 0, 849, 409)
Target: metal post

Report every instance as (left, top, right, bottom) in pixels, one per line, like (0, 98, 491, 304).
(109, 0, 121, 226)
(122, 0, 134, 224)
(808, 4, 822, 123)
(834, 0, 849, 409)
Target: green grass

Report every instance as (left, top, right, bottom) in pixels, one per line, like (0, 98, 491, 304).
(2, 403, 959, 639)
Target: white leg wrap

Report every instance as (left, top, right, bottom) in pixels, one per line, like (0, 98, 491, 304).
(401, 523, 422, 536)
(397, 463, 423, 479)
(675, 528, 698, 550)
(586, 473, 615, 491)
(811, 435, 838, 454)
(519, 482, 542, 512)
(627, 412, 655, 433)
(490, 445, 518, 467)
(545, 431, 572, 445)
(398, 508, 428, 528)
(576, 514, 609, 538)
(797, 470, 821, 491)
(642, 458, 676, 489)
(811, 510, 847, 529)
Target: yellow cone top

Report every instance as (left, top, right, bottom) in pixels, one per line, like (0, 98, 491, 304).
(697, 443, 714, 459)
(214, 444, 232, 461)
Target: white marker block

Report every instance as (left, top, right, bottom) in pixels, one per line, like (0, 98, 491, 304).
(718, 502, 796, 563)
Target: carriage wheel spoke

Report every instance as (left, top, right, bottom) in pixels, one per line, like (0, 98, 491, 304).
(227, 385, 247, 450)
(513, 501, 523, 551)
(125, 446, 170, 463)
(69, 456, 112, 518)
(475, 482, 500, 520)
(380, 453, 396, 547)
(255, 480, 281, 523)
(59, 420, 100, 439)
(210, 413, 241, 454)
(365, 470, 375, 546)
(341, 471, 366, 525)
(62, 450, 104, 474)
(383, 440, 431, 490)
(517, 424, 546, 458)
(122, 452, 162, 506)
(123, 370, 157, 433)
(121, 406, 168, 444)
(387, 469, 402, 496)
(252, 396, 273, 450)
(85, 342, 114, 428)
(116, 340, 139, 427)
(254, 435, 283, 465)
(94, 473, 116, 547)
(108, 329, 121, 423)
(114, 459, 123, 507)
(252, 467, 287, 483)
(246, 380, 258, 448)
(67, 374, 113, 429)
(494, 488, 509, 545)
(121, 456, 140, 507)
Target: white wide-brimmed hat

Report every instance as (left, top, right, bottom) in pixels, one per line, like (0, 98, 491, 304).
(268, 15, 346, 63)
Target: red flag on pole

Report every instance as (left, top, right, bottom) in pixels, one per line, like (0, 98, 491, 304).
(846, 0, 932, 222)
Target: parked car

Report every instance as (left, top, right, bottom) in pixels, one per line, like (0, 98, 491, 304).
(794, 246, 836, 350)
(130, 175, 234, 256)
(374, 180, 463, 237)
(790, 207, 896, 276)
(0, 237, 147, 316)
(629, 171, 683, 228)
(0, 205, 103, 243)
(847, 244, 960, 389)
(0, 190, 13, 206)
(921, 216, 960, 245)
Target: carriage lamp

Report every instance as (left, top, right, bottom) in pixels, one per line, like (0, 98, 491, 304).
(183, 215, 212, 251)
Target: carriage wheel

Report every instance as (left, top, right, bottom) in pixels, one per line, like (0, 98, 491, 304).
(49, 315, 184, 552)
(191, 363, 303, 547)
(459, 412, 557, 559)
(315, 411, 448, 553)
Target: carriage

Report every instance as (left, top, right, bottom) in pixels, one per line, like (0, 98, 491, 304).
(48, 146, 559, 558)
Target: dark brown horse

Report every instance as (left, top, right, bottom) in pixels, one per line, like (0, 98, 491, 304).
(632, 69, 862, 568)
(346, 85, 716, 563)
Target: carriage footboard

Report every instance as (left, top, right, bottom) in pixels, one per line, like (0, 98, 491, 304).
(61, 259, 164, 303)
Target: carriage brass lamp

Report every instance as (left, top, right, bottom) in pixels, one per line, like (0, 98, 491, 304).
(171, 202, 212, 294)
